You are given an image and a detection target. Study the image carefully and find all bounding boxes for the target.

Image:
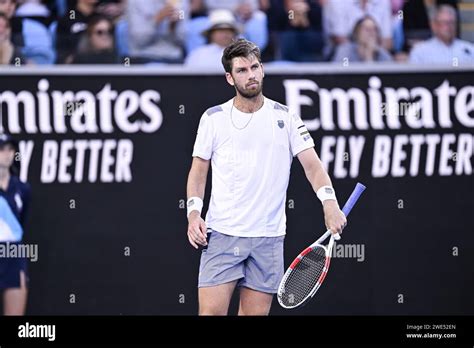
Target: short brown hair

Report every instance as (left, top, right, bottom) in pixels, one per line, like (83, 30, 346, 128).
(221, 38, 261, 74)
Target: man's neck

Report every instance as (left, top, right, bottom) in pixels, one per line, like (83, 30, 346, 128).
(436, 36, 455, 46)
(233, 93, 264, 113)
(77, 1, 95, 16)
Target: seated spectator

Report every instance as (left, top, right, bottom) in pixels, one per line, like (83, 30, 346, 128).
(185, 9, 238, 68)
(402, 0, 459, 52)
(409, 5, 473, 65)
(67, 0, 125, 21)
(56, 0, 98, 64)
(266, 0, 324, 62)
(332, 15, 392, 63)
(0, 12, 25, 64)
(324, 0, 393, 55)
(127, 0, 189, 64)
(0, 0, 54, 64)
(188, 0, 267, 52)
(72, 14, 118, 63)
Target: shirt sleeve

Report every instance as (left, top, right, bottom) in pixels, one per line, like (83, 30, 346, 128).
(192, 113, 214, 160)
(289, 113, 315, 157)
(324, 0, 347, 37)
(379, 0, 393, 39)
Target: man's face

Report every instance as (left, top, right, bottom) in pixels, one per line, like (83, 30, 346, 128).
(79, 0, 99, 6)
(432, 10, 456, 44)
(226, 55, 264, 99)
(210, 28, 236, 48)
(0, 144, 15, 169)
(0, 0, 15, 19)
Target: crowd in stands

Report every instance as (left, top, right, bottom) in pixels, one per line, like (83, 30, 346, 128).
(0, 0, 472, 66)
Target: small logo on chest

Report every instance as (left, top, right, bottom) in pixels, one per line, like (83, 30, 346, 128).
(15, 193, 23, 210)
(277, 120, 284, 129)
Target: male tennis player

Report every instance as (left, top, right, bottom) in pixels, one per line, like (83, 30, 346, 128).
(186, 39, 346, 315)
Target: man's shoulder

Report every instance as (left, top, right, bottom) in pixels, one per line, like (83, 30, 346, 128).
(203, 99, 232, 117)
(204, 105, 224, 116)
(409, 39, 438, 60)
(455, 39, 474, 49)
(412, 38, 437, 51)
(265, 97, 290, 114)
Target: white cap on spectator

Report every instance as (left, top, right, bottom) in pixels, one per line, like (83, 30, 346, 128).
(202, 9, 240, 38)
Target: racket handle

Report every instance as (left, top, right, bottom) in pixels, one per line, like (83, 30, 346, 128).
(341, 182, 366, 217)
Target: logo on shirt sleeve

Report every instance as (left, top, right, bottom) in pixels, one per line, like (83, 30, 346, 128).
(298, 124, 311, 142)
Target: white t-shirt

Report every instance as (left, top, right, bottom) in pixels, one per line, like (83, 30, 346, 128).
(409, 38, 474, 65)
(324, 0, 392, 39)
(185, 43, 225, 69)
(192, 97, 315, 237)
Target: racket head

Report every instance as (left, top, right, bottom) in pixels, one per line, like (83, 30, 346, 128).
(277, 243, 332, 309)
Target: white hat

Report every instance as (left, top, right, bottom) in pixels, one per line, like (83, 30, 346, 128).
(202, 9, 240, 38)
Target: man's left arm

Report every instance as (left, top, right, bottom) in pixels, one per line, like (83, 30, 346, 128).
(297, 147, 347, 235)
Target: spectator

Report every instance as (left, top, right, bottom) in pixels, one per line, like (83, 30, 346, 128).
(72, 14, 118, 63)
(67, 0, 125, 21)
(332, 15, 392, 63)
(390, 0, 404, 53)
(127, 0, 189, 64)
(0, 133, 32, 316)
(188, 0, 267, 52)
(56, 0, 98, 64)
(324, 0, 393, 54)
(185, 9, 238, 68)
(409, 5, 473, 65)
(0, 0, 54, 64)
(266, 0, 324, 62)
(95, 0, 124, 20)
(402, 0, 459, 52)
(0, 12, 25, 64)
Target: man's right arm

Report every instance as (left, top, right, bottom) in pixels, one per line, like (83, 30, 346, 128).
(186, 156, 210, 249)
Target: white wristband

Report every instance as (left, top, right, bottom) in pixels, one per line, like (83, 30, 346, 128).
(187, 197, 203, 217)
(316, 186, 337, 203)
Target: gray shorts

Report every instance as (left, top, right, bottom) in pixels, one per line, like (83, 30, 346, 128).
(198, 229, 285, 294)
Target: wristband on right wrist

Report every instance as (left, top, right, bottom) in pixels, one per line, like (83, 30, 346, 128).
(316, 185, 337, 203)
(187, 197, 203, 217)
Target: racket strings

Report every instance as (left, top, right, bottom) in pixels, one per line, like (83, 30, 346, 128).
(279, 247, 327, 307)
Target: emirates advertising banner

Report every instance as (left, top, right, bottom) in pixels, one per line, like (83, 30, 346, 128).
(0, 67, 472, 315)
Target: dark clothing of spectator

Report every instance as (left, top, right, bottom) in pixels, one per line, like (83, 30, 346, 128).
(72, 49, 118, 64)
(56, 9, 95, 63)
(266, 0, 324, 62)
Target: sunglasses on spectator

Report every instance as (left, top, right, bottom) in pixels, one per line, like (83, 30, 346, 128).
(93, 29, 113, 36)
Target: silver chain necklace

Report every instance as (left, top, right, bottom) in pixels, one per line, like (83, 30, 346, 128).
(230, 98, 263, 130)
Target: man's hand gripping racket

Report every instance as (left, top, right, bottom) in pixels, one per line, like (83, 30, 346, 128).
(277, 182, 366, 309)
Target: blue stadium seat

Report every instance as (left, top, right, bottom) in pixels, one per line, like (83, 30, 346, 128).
(115, 18, 129, 58)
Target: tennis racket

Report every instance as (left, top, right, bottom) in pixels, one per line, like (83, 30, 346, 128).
(277, 182, 366, 309)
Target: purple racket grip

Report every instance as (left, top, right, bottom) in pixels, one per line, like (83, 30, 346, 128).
(341, 183, 366, 217)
